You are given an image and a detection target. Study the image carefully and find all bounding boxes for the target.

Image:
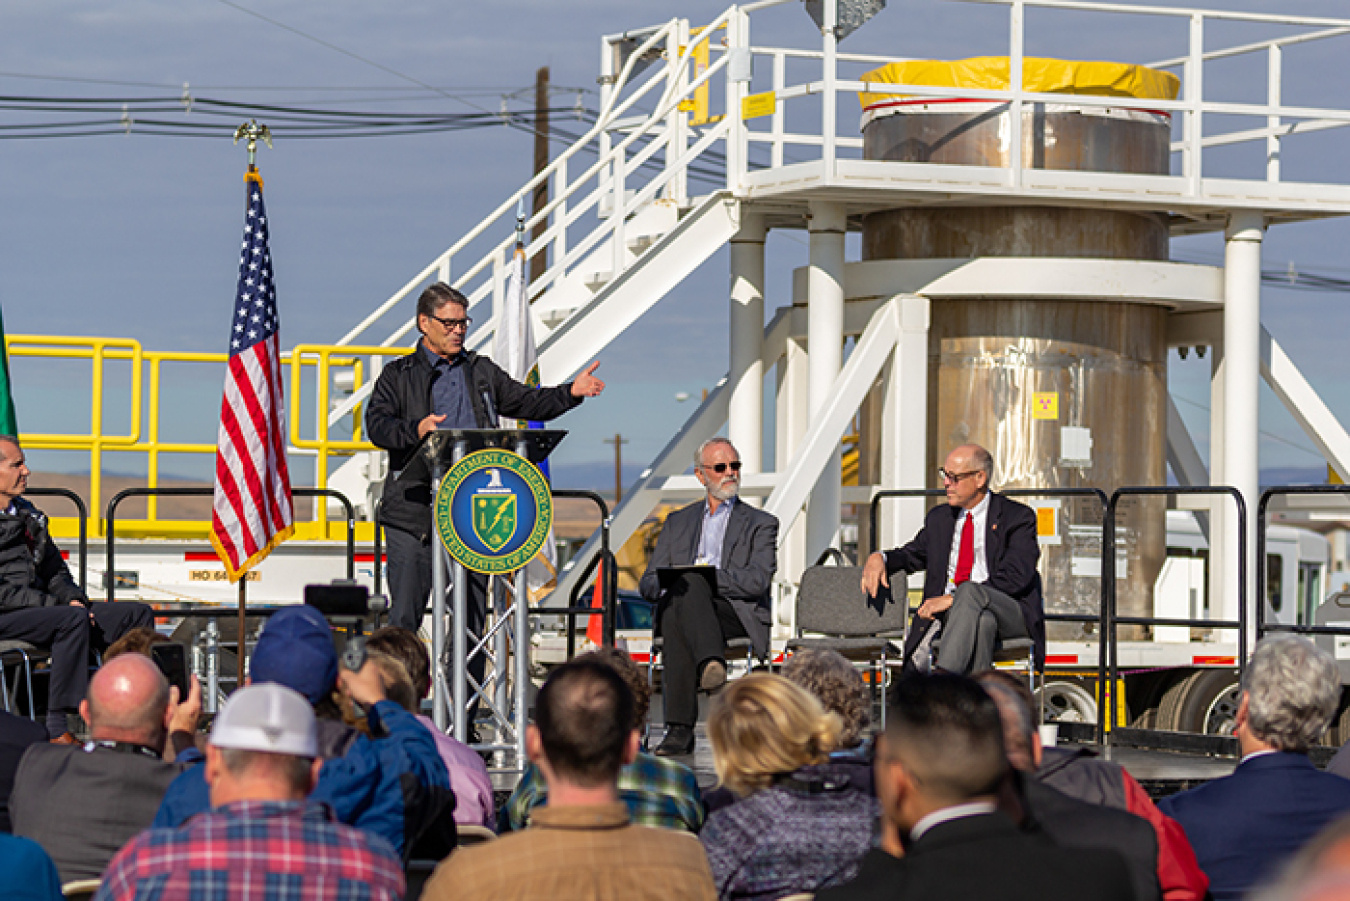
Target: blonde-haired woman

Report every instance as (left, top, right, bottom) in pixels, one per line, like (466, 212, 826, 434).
(699, 673, 878, 901)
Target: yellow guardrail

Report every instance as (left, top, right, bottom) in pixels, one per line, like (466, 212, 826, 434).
(7, 334, 398, 541)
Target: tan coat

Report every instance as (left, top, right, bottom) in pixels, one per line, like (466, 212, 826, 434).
(423, 802, 716, 901)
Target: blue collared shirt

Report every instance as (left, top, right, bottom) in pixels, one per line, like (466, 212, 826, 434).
(421, 342, 477, 430)
(696, 496, 735, 566)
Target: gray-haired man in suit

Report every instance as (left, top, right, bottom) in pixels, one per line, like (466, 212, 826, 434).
(639, 438, 778, 757)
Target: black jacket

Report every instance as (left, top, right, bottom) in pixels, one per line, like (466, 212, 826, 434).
(1014, 771, 1161, 901)
(365, 345, 582, 538)
(816, 812, 1136, 901)
(0, 497, 85, 610)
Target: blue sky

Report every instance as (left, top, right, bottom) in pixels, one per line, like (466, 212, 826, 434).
(3, 0, 1349, 491)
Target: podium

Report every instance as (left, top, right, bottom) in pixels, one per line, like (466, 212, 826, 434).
(396, 428, 566, 758)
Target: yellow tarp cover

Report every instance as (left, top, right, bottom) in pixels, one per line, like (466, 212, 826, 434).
(858, 57, 1180, 109)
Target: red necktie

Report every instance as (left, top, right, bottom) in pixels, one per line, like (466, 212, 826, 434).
(953, 513, 975, 586)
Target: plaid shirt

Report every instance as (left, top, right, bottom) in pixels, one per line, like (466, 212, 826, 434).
(94, 800, 404, 901)
(501, 751, 704, 833)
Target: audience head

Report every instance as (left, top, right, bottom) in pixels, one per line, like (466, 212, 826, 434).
(783, 649, 871, 748)
(366, 650, 417, 713)
(367, 626, 432, 701)
(974, 670, 1039, 772)
(80, 652, 172, 751)
(1241, 635, 1340, 753)
(707, 672, 841, 797)
(572, 647, 651, 729)
(529, 659, 636, 790)
(878, 674, 1006, 831)
(1254, 812, 1350, 901)
(103, 626, 171, 661)
(206, 683, 320, 808)
(250, 606, 339, 707)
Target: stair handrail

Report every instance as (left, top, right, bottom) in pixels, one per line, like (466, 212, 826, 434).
(335, 5, 743, 353)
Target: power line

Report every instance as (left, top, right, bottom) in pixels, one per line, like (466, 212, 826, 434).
(1172, 393, 1326, 460)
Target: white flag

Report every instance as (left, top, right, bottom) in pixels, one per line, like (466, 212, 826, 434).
(494, 245, 557, 602)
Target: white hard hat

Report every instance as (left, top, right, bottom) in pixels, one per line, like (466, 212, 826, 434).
(210, 683, 318, 758)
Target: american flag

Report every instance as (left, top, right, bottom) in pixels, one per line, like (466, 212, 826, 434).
(210, 170, 294, 580)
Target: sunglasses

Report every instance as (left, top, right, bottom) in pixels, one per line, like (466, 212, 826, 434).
(703, 460, 743, 474)
(939, 468, 981, 484)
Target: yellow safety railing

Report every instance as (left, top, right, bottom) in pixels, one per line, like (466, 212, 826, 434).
(6, 334, 398, 543)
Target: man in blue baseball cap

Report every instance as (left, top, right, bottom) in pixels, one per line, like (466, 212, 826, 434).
(151, 605, 451, 859)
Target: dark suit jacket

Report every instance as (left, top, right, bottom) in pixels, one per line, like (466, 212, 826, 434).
(1158, 751, 1350, 901)
(883, 491, 1044, 663)
(638, 499, 778, 658)
(1016, 773, 1161, 901)
(816, 811, 1135, 901)
(0, 710, 46, 832)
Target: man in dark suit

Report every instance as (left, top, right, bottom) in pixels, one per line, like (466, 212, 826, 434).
(817, 673, 1133, 901)
(861, 443, 1043, 673)
(639, 438, 778, 757)
(1158, 636, 1350, 901)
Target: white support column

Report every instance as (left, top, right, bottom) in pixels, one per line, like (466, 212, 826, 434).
(806, 201, 846, 562)
(728, 213, 766, 475)
(1209, 334, 1226, 620)
(879, 295, 930, 553)
(1223, 211, 1264, 643)
(776, 333, 809, 603)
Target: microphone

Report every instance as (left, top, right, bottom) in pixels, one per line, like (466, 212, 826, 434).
(480, 389, 499, 425)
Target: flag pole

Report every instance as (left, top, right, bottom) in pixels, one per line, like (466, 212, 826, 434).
(238, 579, 247, 689)
(231, 119, 270, 692)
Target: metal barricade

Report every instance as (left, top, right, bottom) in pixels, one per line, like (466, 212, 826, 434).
(1104, 486, 1248, 741)
(103, 486, 357, 602)
(1256, 485, 1350, 641)
(25, 487, 89, 593)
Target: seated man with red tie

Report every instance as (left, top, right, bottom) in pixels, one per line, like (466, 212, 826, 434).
(860, 444, 1043, 675)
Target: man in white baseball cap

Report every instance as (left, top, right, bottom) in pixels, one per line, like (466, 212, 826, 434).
(95, 684, 406, 901)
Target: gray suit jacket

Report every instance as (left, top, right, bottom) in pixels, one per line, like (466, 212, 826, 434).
(638, 498, 779, 658)
(12, 741, 183, 883)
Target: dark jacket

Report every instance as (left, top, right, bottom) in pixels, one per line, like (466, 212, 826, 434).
(0, 497, 85, 610)
(1038, 746, 1210, 901)
(883, 491, 1045, 664)
(1159, 750, 1350, 901)
(364, 346, 582, 539)
(816, 811, 1135, 901)
(0, 710, 47, 832)
(1014, 771, 1161, 901)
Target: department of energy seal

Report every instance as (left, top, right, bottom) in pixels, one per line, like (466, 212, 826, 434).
(434, 448, 553, 575)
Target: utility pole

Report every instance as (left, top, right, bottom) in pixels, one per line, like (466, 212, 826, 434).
(603, 433, 629, 503)
(531, 66, 550, 285)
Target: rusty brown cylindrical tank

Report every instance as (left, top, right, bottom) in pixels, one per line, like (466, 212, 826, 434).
(861, 97, 1170, 636)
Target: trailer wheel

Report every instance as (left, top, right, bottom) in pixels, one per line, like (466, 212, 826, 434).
(1037, 681, 1098, 724)
(1158, 669, 1241, 735)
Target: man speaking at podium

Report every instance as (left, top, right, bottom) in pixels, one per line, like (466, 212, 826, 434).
(366, 282, 605, 707)
(639, 438, 778, 757)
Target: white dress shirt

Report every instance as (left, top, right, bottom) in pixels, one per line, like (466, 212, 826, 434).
(944, 492, 991, 594)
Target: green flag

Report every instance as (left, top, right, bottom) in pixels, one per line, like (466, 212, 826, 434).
(0, 307, 16, 435)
